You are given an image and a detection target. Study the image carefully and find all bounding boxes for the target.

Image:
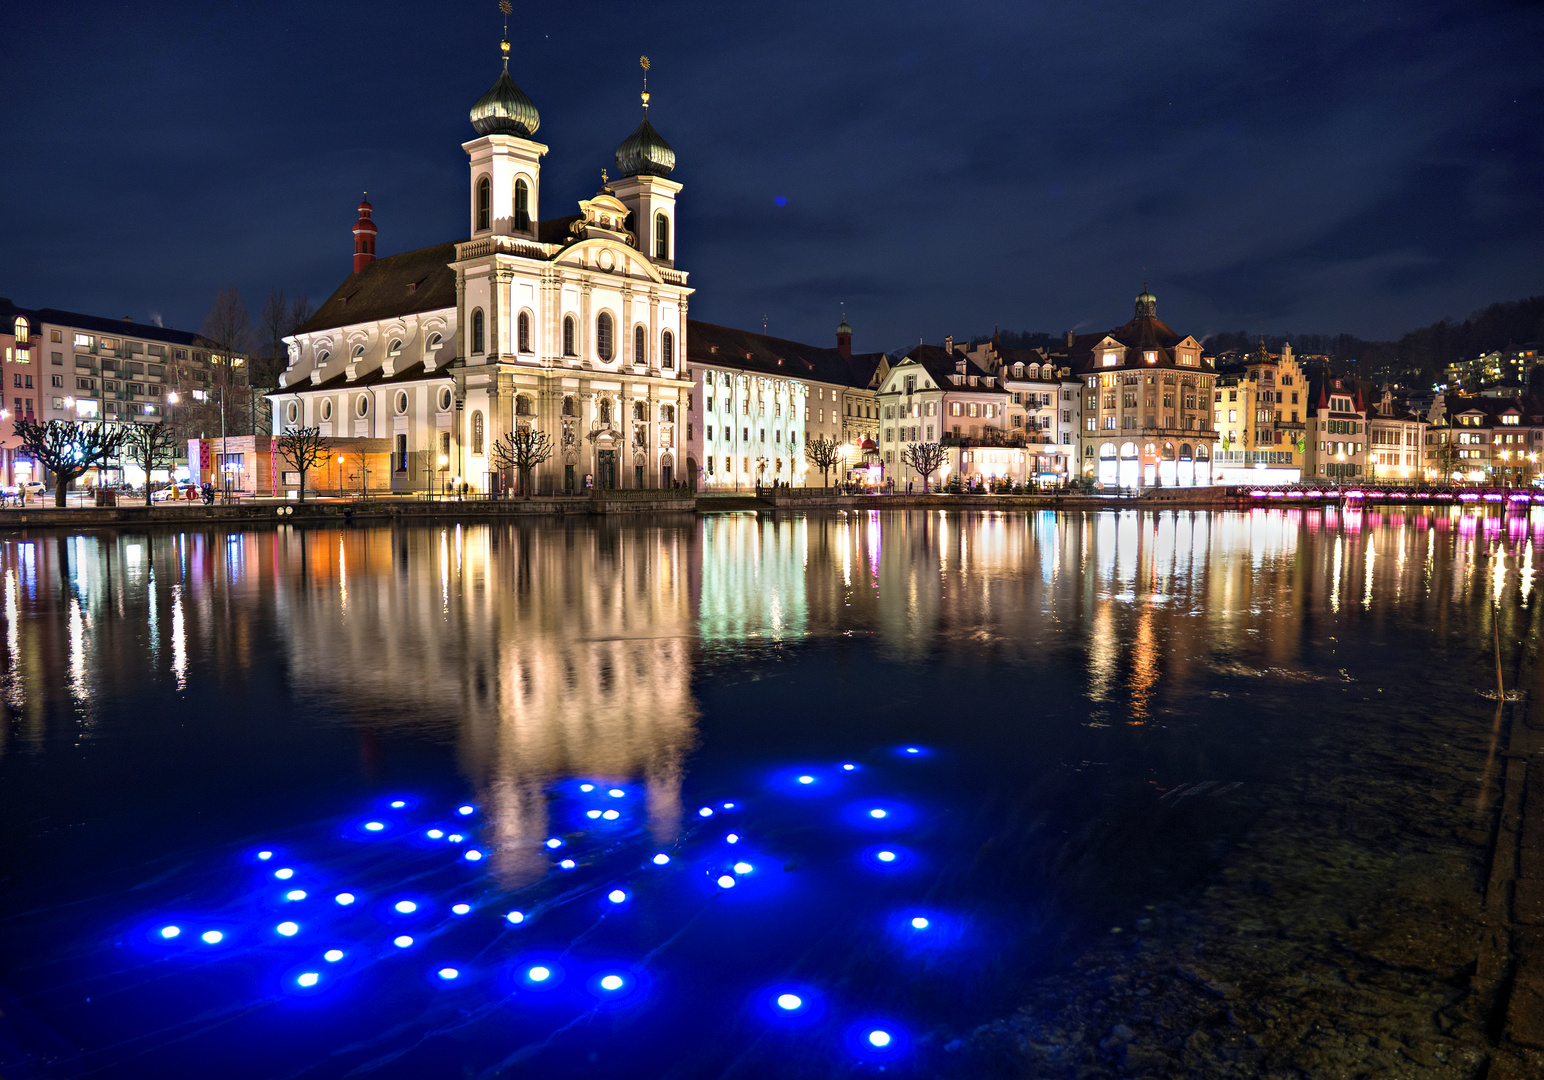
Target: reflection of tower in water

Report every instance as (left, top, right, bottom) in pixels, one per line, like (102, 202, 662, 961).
(275, 522, 699, 887)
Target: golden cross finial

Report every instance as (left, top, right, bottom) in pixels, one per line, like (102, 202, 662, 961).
(640, 56, 651, 110)
(601, 168, 609, 186)
(499, 0, 512, 68)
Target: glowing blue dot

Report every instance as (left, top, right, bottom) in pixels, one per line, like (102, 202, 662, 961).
(426, 829, 444, 839)
(652, 853, 670, 866)
(527, 965, 550, 982)
(559, 859, 576, 869)
(390, 800, 406, 808)
(257, 851, 273, 860)
(733, 862, 753, 875)
(285, 889, 307, 901)
(877, 851, 896, 862)
(324, 949, 344, 962)
(465, 849, 483, 862)
(276, 922, 299, 937)
(698, 807, 714, 818)
(506, 910, 525, 924)
(394, 900, 418, 914)
(297, 972, 319, 988)
(797, 775, 814, 785)
(868, 1029, 892, 1048)
(393, 935, 413, 948)
(599, 974, 624, 991)
(911, 917, 930, 929)
(159, 925, 180, 939)
(579, 784, 595, 792)
(777, 993, 803, 1011)
(775, 195, 787, 207)
(364, 821, 385, 832)
(717, 875, 736, 889)
(601, 810, 620, 821)
(842, 763, 855, 771)
(722, 802, 736, 809)
(905, 747, 920, 754)
(457, 805, 474, 816)
(869, 809, 887, 819)
(545, 838, 562, 849)
(275, 868, 295, 880)
(201, 930, 223, 944)
(726, 833, 740, 844)
(608, 889, 627, 904)
(586, 810, 602, 819)
(448, 834, 464, 843)
(334, 893, 355, 906)
(452, 903, 471, 915)
(608, 788, 625, 798)
(438, 967, 459, 980)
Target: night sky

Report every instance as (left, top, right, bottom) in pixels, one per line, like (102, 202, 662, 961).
(2, 0, 1541, 351)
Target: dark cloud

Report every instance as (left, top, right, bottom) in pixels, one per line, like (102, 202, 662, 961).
(0, 0, 1539, 350)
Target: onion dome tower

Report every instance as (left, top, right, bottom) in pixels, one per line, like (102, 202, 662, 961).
(1135, 283, 1158, 319)
(352, 195, 377, 274)
(615, 57, 675, 178)
(836, 308, 853, 357)
(610, 57, 683, 265)
(469, 2, 540, 138)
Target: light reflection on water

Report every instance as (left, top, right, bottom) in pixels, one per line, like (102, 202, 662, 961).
(0, 507, 1541, 1076)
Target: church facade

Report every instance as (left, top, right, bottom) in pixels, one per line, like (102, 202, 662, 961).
(271, 44, 691, 495)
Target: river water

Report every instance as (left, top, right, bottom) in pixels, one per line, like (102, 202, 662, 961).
(0, 508, 1539, 1079)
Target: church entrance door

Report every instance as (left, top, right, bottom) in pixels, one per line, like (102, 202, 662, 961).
(598, 450, 616, 490)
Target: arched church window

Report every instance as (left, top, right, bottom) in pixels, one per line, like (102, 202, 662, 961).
(596, 312, 614, 362)
(634, 325, 646, 365)
(476, 177, 491, 232)
(472, 411, 484, 454)
(654, 213, 669, 260)
(514, 179, 530, 232)
(562, 395, 576, 417)
(633, 400, 648, 421)
(515, 395, 533, 417)
(661, 330, 674, 369)
(562, 316, 575, 357)
(517, 311, 531, 353)
(13, 317, 28, 343)
(660, 403, 675, 422)
(471, 309, 485, 354)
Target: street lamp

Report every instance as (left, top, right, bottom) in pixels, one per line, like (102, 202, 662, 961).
(336, 455, 345, 497)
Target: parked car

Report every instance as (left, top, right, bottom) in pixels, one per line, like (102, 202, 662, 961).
(151, 484, 195, 502)
(2, 481, 47, 500)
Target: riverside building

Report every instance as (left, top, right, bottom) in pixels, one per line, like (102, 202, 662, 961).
(271, 42, 691, 495)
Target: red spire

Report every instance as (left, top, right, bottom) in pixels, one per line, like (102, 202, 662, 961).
(352, 196, 378, 274)
(1317, 382, 1328, 409)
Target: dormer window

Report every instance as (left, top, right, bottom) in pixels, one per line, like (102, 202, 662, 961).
(351, 344, 365, 361)
(1144, 352, 1156, 364)
(387, 339, 402, 357)
(1503, 414, 1519, 425)
(1103, 352, 1118, 367)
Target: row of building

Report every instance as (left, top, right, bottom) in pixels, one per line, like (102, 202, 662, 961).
(6, 41, 1542, 496)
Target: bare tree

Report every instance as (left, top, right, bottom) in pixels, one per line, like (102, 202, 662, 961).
(12, 418, 131, 507)
(202, 287, 252, 460)
(805, 435, 842, 488)
(491, 426, 554, 498)
(274, 426, 329, 501)
(124, 421, 181, 505)
(900, 441, 948, 493)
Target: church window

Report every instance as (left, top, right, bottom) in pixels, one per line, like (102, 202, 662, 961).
(320, 399, 333, 422)
(285, 401, 299, 425)
(394, 390, 408, 414)
(562, 316, 576, 356)
(438, 387, 452, 412)
(13, 317, 27, 343)
(596, 313, 614, 362)
(661, 330, 674, 369)
(654, 213, 670, 260)
(515, 395, 533, 417)
(356, 394, 370, 417)
(562, 395, 576, 417)
(633, 400, 649, 421)
(514, 179, 530, 231)
(634, 324, 646, 365)
(661, 404, 675, 422)
(471, 309, 485, 354)
(476, 177, 491, 231)
(472, 411, 484, 454)
(517, 311, 532, 353)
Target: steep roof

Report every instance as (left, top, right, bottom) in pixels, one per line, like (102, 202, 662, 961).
(1066, 312, 1190, 374)
(299, 241, 461, 336)
(889, 343, 1007, 393)
(686, 320, 885, 388)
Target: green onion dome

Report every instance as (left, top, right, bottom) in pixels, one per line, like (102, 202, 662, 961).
(615, 115, 676, 178)
(471, 67, 540, 138)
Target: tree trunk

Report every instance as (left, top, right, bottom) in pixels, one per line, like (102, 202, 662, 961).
(522, 466, 532, 499)
(54, 475, 68, 508)
(296, 467, 307, 501)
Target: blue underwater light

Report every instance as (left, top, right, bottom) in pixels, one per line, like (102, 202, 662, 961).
(457, 805, 474, 816)
(438, 967, 459, 980)
(334, 892, 355, 906)
(389, 800, 406, 808)
(276, 922, 299, 937)
(324, 949, 344, 962)
(201, 930, 224, 944)
(464, 849, 484, 862)
(452, 903, 471, 915)
(363, 821, 385, 832)
(545, 838, 562, 849)
(159, 925, 180, 939)
(394, 900, 418, 914)
(393, 935, 413, 948)
(777, 993, 802, 1010)
(297, 972, 320, 988)
(652, 853, 670, 865)
(274, 868, 294, 880)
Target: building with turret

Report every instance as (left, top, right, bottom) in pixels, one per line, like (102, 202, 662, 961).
(271, 44, 692, 495)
